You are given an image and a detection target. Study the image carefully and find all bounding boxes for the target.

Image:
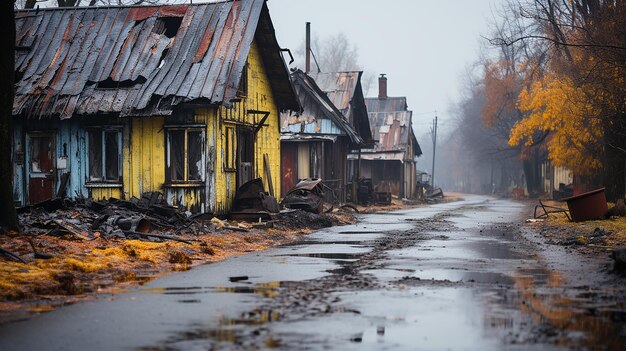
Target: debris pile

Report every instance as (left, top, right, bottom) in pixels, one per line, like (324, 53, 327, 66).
(282, 178, 325, 213)
(274, 210, 334, 230)
(17, 192, 211, 243)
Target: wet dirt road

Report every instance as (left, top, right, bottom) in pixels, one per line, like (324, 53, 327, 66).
(1, 196, 625, 350)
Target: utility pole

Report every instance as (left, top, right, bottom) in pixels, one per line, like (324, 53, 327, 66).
(430, 113, 438, 187)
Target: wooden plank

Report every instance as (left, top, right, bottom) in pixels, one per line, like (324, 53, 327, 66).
(263, 153, 274, 198)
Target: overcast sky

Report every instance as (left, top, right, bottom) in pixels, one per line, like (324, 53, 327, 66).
(266, 0, 499, 132)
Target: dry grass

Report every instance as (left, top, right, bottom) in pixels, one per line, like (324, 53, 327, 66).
(0, 227, 306, 309)
(530, 200, 626, 249)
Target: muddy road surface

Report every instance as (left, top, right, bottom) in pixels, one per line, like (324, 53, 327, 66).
(1, 195, 625, 350)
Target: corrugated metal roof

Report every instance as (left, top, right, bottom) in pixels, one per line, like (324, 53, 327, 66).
(364, 96, 408, 113)
(315, 71, 359, 116)
(280, 69, 364, 146)
(315, 71, 372, 144)
(14, 0, 298, 118)
(364, 96, 422, 157)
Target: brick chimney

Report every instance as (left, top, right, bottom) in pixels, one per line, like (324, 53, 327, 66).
(378, 74, 387, 99)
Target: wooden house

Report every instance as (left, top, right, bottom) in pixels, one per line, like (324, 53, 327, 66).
(352, 74, 422, 199)
(280, 70, 366, 202)
(11, 0, 299, 214)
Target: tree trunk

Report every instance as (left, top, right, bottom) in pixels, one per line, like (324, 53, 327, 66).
(0, 1, 19, 231)
(603, 115, 626, 201)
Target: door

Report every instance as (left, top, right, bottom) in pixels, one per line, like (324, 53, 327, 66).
(28, 133, 56, 204)
(281, 142, 298, 197)
(237, 128, 254, 187)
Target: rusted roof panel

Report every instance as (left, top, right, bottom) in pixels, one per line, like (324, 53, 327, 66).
(14, 0, 298, 119)
(315, 71, 359, 116)
(364, 96, 408, 114)
(281, 70, 363, 145)
(315, 71, 372, 144)
(364, 96, 422, 157)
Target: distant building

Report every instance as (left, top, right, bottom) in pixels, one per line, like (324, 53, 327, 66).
(350, 74, 422, 199)
(280, 70, 369, 203)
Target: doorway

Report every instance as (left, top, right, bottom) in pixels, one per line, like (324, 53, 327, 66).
(237, 127, 254, 187)
(28, 133, 56, 204)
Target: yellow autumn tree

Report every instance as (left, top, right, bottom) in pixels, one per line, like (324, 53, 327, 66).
(509, 72, 603, 176)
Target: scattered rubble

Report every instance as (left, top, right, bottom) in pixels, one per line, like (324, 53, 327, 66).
(281, 178, 325, 213)
(17, 192, 208, 242)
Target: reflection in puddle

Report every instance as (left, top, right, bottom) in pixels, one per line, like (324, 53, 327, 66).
(141, 309, 283, 350)
(511, 267, 626, 349)
(140, 282, 282, 298)
(177, 299, 201, 304)
(276, 253, 363, 260)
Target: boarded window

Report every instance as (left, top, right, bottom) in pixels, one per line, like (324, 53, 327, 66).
(88, 128, 121, 182)
(167, 128, 204, 182)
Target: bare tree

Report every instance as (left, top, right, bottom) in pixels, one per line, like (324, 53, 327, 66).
(1, 0, 19, 231)
(295, 32, 375, 95)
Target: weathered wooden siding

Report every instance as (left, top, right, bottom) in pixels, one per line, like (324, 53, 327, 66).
(213, 40, 281, 214)
(125, 117, 165, 199)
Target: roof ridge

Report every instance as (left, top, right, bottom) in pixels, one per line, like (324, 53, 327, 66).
(15, 0, 232, 12)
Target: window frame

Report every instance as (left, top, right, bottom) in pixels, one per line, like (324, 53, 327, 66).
(165, 126, 206, 184)
(224, 125, 236, 172)
(86, 126, 123, 184)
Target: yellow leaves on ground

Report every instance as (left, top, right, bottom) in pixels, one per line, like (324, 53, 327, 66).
(509, 73, 603, 175)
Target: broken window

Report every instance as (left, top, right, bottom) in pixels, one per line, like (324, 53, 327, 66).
(224, 126, 236, 171)
(30, 136, 53, 173)
(87, 128, 121, 182)
(167, 128, 204, 183)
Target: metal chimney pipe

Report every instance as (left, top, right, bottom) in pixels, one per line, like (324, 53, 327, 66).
(305, 22, 311, 74)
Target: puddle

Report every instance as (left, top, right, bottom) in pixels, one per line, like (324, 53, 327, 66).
(280, 240, 370, 247)
(177, 299, 201, 304)
(338, 231, 379, 234)
(275, 253, 363, 260)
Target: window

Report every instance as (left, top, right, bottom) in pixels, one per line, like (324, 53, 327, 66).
(224, 126, 236, 171)
(166, 128, 204, 182)
(87, 128, 122, 182)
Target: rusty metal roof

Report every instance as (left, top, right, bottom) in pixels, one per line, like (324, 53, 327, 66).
(315, 71, 373, 144)
(14, 0, 298, 118)
(365, 96, 408, 114)
(281, 69, 364, 146)
(364, 97, 422, 157)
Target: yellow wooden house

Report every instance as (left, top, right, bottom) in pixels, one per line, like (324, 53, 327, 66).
(12, 0, 299, 214)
